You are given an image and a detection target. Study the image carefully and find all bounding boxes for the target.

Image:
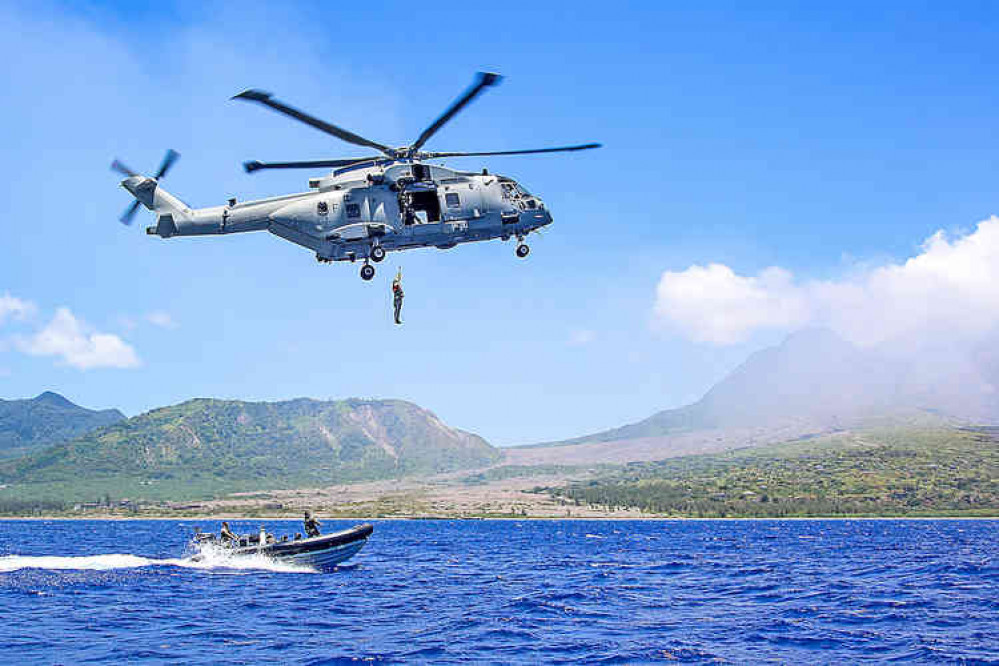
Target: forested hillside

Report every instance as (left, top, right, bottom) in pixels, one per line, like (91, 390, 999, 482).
(541, 427, 999, 517)
(0, 397, 498, 503)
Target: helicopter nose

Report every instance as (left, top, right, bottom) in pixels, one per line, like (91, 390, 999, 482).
(535, 207, 553, 227)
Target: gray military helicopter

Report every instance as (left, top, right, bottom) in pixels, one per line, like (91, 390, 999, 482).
(113, 72, 599, 280)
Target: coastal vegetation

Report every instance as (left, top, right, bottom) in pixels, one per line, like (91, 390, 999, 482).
(540, 427, 999, 518)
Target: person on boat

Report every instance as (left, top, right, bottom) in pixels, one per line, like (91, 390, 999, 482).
(304, 511, 322, 538)
(220, 521, 237, 543)
(392, 268, 404, 325)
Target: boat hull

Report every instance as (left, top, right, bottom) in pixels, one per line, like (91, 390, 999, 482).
(231, 523, 373, 572)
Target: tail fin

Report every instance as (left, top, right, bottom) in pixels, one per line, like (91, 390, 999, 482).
(119, 176, 191, 236)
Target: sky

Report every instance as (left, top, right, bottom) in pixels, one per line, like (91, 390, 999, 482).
(2, 1, 999, 445)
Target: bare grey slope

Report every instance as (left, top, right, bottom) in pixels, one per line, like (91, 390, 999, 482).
(509, 329, 987, 466)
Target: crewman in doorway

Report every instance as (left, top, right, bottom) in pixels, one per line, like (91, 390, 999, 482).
(392, 268, 404, 325)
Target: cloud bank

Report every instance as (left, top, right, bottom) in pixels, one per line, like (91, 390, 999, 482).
(654, 216, 999, 347)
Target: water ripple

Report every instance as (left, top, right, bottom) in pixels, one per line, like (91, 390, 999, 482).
(1, 519, 998, 663)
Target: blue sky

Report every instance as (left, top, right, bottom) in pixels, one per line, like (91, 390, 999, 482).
(2, 1, 999, 445)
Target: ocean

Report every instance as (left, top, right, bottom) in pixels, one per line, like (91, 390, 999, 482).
(0, 519, 996, 664)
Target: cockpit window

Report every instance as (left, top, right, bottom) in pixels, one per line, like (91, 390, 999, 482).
(501, 181, 532, 198)
(445, 192, 461, 208)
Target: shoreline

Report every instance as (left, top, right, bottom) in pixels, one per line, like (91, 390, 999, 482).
(1, 514, 997, 521)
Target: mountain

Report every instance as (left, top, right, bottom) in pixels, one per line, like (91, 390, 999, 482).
(0, 392, 125, 460)
(566, 328, 907, 444)
(510, 329, 973, 466)
(0, 397, 499, 501)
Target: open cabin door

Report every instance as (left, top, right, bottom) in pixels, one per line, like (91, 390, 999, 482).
(400, 183, 441, 225)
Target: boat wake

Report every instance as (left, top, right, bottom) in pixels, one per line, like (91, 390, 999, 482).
(0, 548, 315, 574)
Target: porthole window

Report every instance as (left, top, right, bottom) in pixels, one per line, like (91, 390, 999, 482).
(445, 192, 461, 208)
(346, 203, 360, 218)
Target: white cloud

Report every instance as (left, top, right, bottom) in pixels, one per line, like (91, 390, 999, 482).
(0, 293, 36, 325)
(568, 329, 596, 346)
(16, 308, 140, 370)
(654, 264, 808, 344)
(145, 311, 178, 329)
(654, 216, 999, 347)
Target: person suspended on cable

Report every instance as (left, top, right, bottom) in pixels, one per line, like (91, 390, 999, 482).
(392, 268, 404, 325)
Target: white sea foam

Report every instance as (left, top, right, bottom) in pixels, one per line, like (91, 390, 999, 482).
(0, 548, 314, 574)
(179, 544, 314, 573)
(0, 554, 158, 572)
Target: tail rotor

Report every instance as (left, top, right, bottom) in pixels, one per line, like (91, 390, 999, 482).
(111, 149, 180, 225)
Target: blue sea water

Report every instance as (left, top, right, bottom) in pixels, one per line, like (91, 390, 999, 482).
(0, 519, 997, 664)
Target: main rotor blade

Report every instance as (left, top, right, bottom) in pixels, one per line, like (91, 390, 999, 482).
(111, 159, 138, 178)
(154, 149, 180, 180)
(410, 72, 503, 153)
(232, 89, 394, 157)
(243, 158, 383, 173)
(120, 200, 141, 225)
(423, 143, 602, 158)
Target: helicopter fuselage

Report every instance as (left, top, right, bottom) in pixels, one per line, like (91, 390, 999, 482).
(142, 160, 551, 277)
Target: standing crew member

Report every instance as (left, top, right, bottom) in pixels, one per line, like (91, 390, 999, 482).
(392, 268, 404, 325)
(220, 521, 237, 544)
(304, 511, 322, 538)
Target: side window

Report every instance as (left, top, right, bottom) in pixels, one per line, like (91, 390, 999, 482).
(445, 192, 461, 209)
(346, 203, 360, 219)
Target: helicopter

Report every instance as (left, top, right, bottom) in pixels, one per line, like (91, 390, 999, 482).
(112, 72, 600, 281)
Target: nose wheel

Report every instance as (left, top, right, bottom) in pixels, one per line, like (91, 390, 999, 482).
(360, 263, 375, 281)
(516, 243, 530, 258)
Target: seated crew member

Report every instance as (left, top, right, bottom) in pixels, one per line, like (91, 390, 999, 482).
(220, 521, 237, 543)
(304, 511, 322, 538)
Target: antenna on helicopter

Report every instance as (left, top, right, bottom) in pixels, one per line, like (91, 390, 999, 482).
(233, 72, 601, 173)
(110, 149, 180, 224)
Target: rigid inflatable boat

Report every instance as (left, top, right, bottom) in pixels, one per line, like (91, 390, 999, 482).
(194, 523, 373, 571)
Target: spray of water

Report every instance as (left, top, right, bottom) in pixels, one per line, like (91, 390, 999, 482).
(0, 544, 315, 574)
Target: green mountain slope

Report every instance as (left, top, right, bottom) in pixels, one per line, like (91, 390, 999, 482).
(0, 392, 125, 459)
(0, 397, 498, 501)
(542, 427, 999, 517)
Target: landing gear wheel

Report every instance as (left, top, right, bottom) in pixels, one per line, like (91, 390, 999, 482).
(516, 244, 530, 258)
(360, 264, 375, 281)
(370, 245, 386, 263)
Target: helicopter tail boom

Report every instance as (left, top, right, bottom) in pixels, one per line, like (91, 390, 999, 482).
(119, 175, 196, 237)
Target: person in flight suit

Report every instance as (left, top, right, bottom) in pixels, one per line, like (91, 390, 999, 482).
(392, 269, 404, 325)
